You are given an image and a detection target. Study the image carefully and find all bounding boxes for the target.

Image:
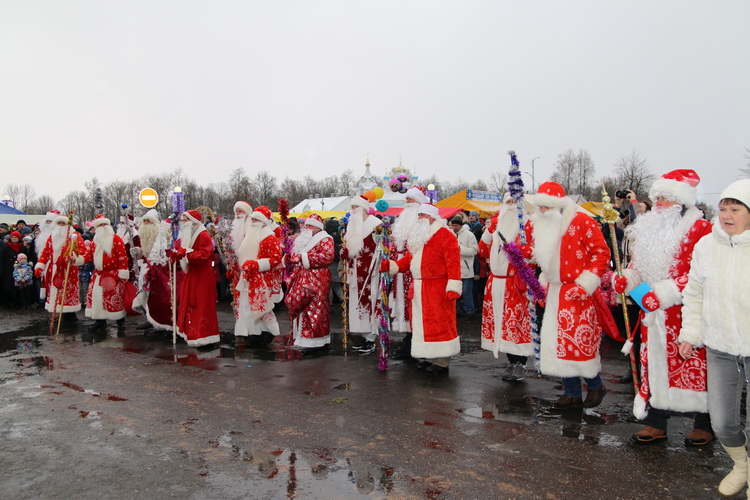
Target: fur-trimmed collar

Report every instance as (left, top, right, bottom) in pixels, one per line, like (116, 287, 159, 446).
(300, 230, 332, 253)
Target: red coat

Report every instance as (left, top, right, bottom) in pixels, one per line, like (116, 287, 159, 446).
(86, 234, 129, 320)
(234, 230, 282, 337)
(176, 228, 220, 347)
(624, 207, 712, 418)
(36, 231, 87, 313)
(390, 221, 462, 359)
(479, 217, 533, 358)
(531, 206, 610, 378)
(287, 231, 335, 347)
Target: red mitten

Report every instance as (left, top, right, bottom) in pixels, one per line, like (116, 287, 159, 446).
(565, 285, 588, 301)
(34, 268, 43, 278)
(340, 247, 349, 261)
(642, 290, 661, 312)
(242, 260, 259, 280)
(380, 260, 390, 273)
(446, 291, 460, 301)
(487, 216, 497, 235)
(613, 275, 627, 294)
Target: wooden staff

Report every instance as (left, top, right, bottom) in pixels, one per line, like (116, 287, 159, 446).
(601, 181, 640, 394)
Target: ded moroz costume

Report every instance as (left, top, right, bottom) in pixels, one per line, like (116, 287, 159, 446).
(382, 203, 462, 375)
(479, 192, 533, 381)
(617, 169, 713, 445)
(85, 214, 129, 329)
(169, 209, 220, 348)
(341, 195, 383, 354)
(285, 214, 335, 349)
(132, 209, 173, 330)
(234, 206, 282, 345)
(530, 182, 611, 408)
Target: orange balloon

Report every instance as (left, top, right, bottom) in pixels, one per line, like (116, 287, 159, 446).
(364, 190, 376, 202)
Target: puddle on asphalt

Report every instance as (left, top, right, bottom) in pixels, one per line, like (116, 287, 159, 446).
(199, 438, 441, 498)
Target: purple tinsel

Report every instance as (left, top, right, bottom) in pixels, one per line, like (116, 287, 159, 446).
(171, 191, 185, 215)
(503, 241, 546, 302)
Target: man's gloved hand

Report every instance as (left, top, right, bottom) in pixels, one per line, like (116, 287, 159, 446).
(446, 290, 460, 301)
(340, 247, 349, 261)
(613, 275, 627, 294)
(642, 290, 661, 312)
(380, 260, 390, 273)
(242, 260, 259, 280)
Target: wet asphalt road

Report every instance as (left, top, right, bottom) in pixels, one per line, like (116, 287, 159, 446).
(0, 301, 739, 499)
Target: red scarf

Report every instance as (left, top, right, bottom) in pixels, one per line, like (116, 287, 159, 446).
(6, 241, 22, 252)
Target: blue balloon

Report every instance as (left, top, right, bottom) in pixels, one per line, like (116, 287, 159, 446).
(375, 200, 389, 212)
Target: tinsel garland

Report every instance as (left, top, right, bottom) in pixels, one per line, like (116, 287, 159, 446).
(340, 212, 350, 349)
(213, 218, 235, 270)
(501, 239, 546, 302)
(507, 150, 542, 372)
(375, 222, 392, 371)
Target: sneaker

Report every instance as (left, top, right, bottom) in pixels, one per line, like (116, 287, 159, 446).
(355, 341, 375, 354)
(501, 363, 516, 381)
(509, 363, 528, 382)
(583, 385, 607, 408)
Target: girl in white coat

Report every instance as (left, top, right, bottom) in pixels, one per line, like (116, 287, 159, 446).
(679, 179, 750, 497)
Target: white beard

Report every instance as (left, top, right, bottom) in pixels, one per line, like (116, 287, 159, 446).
(179, 221, 194, 248)
(530, 208, 563, 272)
(50, 225, 69, 259)
(392, 203, 420, 251)
(345, 208, 367, 257)
(230, 215, 248, 252)
(138, 223, 159, 257)
(626, 204, 684, 283)
(407, 219, 431, 253)
(237, 221, 264, 263)
(496, 206, 522, 242)
(36, 222, 54, 255)
(147, 224, 169, 266)
(94, 224, 115, 255)
(293, 228, 314, 253)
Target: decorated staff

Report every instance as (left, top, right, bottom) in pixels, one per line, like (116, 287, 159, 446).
(374, 220, 392, 371)
(340, 211, 350, 349)
(168, 188, 185, 345)
(506, 151, 543, 371)
(601, 181, 639, 393)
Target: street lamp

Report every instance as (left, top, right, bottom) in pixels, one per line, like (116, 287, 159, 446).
(526, 157, 540, 193)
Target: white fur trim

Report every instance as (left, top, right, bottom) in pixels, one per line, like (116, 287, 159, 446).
(73, 255, 85, 266)
(234, 201, 252, 215)
(621, 268, 641, 294)
(621, 339, 633, 355)
(305, 217, 324, 230)
(257, 258, 271, 273)
(633, 394, 648, 420)
(175, 330, 221, 347)
(446, 279, 462, 294)
(481, 229, 492, 244)
(417, 203, 439, 218)
(649, 178, 697, 207)
(351, 196, 369, 209)
(301, 252, 311, 269)
(405, 187, 428, 204)
(293, 332, 330, 348)
(93, 217, 111, 227)
(35, 262, 45, 271)
(532, 193, 573, 210)
(651, 278, 682, 309)
(117, 269, 129, 281)
(84, 275, 126, 320)
(575, 270, 600, 296)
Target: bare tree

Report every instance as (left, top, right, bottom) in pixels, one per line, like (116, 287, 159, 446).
(227, 168, 252, 204)
(3, 183, 37, 212)
(279, 177, 306, 208)
(27, 194, 56, 214)
(741, 148, 750, 178)
(550, 149, 597, 200)
(488, 172, 508, 193)
(251, 170, 279, 208)
(612, 150, 655, 200)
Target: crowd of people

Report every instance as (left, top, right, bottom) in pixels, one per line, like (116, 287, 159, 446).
(3, 170, 750, 496)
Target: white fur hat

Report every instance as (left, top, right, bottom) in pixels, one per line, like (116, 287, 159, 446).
(649, 169, 700, 207)
(405, 187, 428, 205)
(417, 203, 440, 218)
(142, 209, 160, 223)
(350, 195, 369, 210)
(719, 179, 750, 209)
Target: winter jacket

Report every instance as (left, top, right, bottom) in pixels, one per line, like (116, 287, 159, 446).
(679, 224, 750, 356)
(454, 225, 478, 279)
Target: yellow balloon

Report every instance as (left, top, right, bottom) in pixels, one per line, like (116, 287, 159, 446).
(373, 187, 384, 200)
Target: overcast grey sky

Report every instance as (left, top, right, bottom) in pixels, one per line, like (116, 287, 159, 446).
(1, 1, 748, 207)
